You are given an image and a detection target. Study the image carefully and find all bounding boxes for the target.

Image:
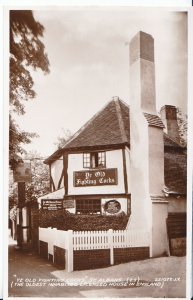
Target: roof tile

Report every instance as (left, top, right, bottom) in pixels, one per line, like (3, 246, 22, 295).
(143, 113, 165, 128)
(44, 99, 186, 195)
(63, 99, 130, 149)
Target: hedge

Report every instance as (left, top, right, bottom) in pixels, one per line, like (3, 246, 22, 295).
(38, 210, 129, 231)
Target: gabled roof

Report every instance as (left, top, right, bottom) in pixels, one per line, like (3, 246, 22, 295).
(45, 98, 185, 164)
(44, 99, 130, 164)
(44, 98, 186, 195)
(63, 99, 130, 149)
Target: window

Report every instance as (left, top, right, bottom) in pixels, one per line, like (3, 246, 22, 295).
(83, 152, 106, 168)
(83, 153, 90, 168)
(76, 199, 101, 214)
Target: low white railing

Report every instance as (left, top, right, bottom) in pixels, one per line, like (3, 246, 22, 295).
(73, 230, 109, 250)
(39, 227, 149, 272)
(39, 228, 149, 251)
(72, 229, 149, 250)
(113, 229, 149, 248)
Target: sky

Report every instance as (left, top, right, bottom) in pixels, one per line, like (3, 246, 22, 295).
(14, 8, 187, 157)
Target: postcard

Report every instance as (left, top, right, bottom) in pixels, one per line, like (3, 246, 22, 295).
(2, 3, 192, 300)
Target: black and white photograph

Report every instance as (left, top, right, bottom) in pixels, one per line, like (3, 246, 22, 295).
(3, 4, 190, 299)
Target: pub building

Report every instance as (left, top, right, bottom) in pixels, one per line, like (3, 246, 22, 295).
(38, 31, 186, 257)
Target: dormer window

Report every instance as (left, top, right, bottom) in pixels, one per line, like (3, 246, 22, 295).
(83, 152, 106, 169)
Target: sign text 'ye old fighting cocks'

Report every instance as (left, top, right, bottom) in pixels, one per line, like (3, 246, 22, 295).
(74, 168, 118, 187)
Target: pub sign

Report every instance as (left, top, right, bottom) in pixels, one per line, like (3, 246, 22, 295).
(104, 200, 121, 214)
(13, 162, 31, 182)
(74, 168, 118, 187)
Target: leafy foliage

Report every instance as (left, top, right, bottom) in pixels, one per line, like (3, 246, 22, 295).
(9, 206, 17, 221)
(54, 128, 72, 149)
(24, 151, 50, 202)
(9, 151, 50, 212)
(10, 10, 49, 115)
(176, 108, 187, 147)
(39, 210, 129, 231)
(9, 167, 18, 209)
(9, 116, 38, 168)
(9, 10, 49, 168)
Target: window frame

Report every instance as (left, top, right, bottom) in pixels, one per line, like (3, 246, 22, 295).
(83, 151, 106, 169)
(76, 199, 101, 215)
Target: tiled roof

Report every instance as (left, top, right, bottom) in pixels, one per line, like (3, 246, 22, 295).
(44, 99, 186, 195)
(163, 133, 183, 148)
(53, 100, 166, 153)
(45, 99, 184, 163)
(164, 149, 187, 194)
(62, 99, 130, 150)
(143, 113, 164, 128)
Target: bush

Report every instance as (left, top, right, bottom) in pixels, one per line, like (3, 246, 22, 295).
(39, 210, 129, 231)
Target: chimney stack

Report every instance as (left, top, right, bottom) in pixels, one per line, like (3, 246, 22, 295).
(160, 105, 179, 142)
(129, 31, 168, 257)
(129, 31, 156, 114)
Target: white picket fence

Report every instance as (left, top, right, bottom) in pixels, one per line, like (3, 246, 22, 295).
(39, 227, 149, 272)
(73, 229, 149, 250)
(73, 230, 109, 250)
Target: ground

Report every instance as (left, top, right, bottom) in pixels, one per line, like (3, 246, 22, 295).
(7, 237, 186, 298)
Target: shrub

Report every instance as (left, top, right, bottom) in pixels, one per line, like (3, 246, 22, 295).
(39, 210, 129, 231)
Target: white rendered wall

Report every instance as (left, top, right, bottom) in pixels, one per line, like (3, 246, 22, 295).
(51, 157, 64, 190)
(129, 108, 152, 232)
(68, 149, 129, 195)
(148, 127, 165, 195)
(129, 33, 168, 257)
(152, 202, 169, 256)
(125, 147, 131, 191)
(140, 59, 156, 114)
(129, 58, 151, 231)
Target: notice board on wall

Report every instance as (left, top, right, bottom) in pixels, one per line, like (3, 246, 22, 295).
(41, 199, 63, 211)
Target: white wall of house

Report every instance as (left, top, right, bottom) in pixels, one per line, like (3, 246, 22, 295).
(51, 157, 63, 190)
(125, 147, 131, 191)
(129, 108, 151, 232)
(129, 36, 168, 257)
(68, 149, 130, 195)
(152, 202, 169, 256)
(148, 127, 165, 195)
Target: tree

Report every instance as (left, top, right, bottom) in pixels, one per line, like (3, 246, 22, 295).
(54, 128, 72, 149)
(9, 167, 18, 209)
(9, 116, 38, 169)
(9, 150, 50, 206)
(24, 151, 50, 202)
(176, 108, 187, 147)
(9, 10, 50, 168)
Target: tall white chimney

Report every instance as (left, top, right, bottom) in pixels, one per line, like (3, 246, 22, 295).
(130, 31, 156, 114)
(129, 31, 168, 257)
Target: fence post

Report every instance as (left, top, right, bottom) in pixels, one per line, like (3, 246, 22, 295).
(52, 228, 57, 263)
(67, 230, 73, 272)
(108, 229, 114, 265)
